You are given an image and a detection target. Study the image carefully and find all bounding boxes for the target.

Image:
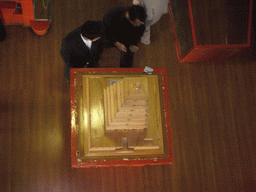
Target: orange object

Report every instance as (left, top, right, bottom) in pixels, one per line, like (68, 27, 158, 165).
(30, 20, 50, 35)
(15, 0, 34, 26)
(0, 1, 23, 24)
(0, 0, 50, 35)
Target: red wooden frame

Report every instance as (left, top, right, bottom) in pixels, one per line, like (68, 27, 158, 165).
(0, 0, 50, 35)
(168, 0, 253, 62)
(70, 68, 173, 168)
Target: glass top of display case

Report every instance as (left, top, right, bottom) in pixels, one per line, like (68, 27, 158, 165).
(70, 68, 173, 168)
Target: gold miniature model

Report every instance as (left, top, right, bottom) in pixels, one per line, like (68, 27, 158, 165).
(73, 73, 166, 159)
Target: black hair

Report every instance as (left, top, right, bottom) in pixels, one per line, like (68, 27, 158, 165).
(127, 5, 147, 23)
(81, 20, 103, 39)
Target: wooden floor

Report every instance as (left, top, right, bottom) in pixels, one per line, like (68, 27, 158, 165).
(1, 0, 256, 191)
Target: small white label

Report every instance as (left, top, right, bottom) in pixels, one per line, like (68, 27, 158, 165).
(144, 66, 153, 74)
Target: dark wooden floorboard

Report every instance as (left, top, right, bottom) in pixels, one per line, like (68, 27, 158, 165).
(1, 0, 256, 191)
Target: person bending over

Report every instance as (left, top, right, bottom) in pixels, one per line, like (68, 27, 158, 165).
(103, 5, 147, 68)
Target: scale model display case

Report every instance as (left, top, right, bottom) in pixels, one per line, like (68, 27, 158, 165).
(70, 68, 173, 168)
(169, 0, 253, 62)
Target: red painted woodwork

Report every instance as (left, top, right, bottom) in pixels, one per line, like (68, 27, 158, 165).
(0, 0, 50, 35)
(169, 0, 253, 62)
(30, 20, 50, 35)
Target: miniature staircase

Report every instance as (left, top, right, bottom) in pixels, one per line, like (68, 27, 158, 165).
(103, 80, 148, 131)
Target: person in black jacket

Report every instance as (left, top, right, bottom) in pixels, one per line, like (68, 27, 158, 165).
(103, 5, 147, 68)
(60, 20, 105, 82)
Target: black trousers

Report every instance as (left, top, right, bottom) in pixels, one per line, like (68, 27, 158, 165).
(105, 42, 135, 68)
(0, 18, 6, 42)
(120, 49, 134, 68)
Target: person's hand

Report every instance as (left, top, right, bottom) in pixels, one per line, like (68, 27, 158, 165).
(129, 45, 139, 53)
(133, 0, 140, 5)
(114, 41, 127, 52)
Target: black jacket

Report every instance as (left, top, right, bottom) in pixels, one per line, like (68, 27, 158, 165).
(103, 7, 145, 47)
(60, 22, 104, 68)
